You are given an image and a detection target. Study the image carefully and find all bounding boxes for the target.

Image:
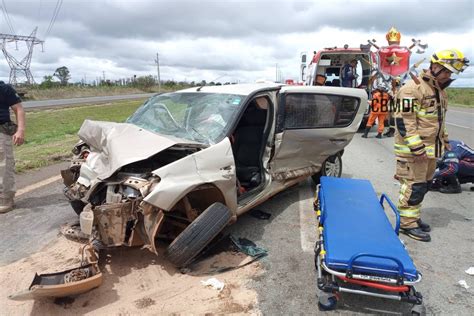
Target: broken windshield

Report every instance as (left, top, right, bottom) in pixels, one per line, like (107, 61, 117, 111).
(126, 92, 244, 145)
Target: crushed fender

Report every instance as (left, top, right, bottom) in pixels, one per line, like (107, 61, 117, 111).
(8, 243, 102, 301)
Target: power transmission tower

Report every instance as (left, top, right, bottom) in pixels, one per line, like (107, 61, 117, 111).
(0, 27, 44, 85)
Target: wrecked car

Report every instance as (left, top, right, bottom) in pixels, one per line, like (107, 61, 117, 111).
(10, 83, 367, 300)
(60, 83, 367, 268)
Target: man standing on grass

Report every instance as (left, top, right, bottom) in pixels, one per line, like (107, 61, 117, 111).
(0, 81, 25, 213)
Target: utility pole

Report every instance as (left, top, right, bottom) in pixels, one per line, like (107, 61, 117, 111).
(275, 63, 278, 82)
(154, 52, 161, 92)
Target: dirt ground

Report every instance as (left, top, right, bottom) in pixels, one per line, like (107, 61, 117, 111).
(0, 232, 262, 315)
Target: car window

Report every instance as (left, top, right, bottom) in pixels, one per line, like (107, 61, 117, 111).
(283, 93, 359, 129)
(126, 92, 244, 144)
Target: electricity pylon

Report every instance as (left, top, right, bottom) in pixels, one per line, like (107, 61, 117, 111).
(0, 27, 44, 85)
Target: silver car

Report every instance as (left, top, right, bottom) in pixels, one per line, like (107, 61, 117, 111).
(62, 83, 366, 267)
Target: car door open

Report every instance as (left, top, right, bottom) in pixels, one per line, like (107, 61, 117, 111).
(270, 86, 367, 181)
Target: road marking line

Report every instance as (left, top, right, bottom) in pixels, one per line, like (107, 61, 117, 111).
(16, 175, 62, 197)
(446, 122, 472, 129)
(299, 183, 317, 253)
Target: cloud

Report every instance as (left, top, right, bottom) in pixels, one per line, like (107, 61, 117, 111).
(1, 0, 473, 86)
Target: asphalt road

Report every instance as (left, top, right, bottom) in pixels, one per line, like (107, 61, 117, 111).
(0, 106, 472, 314)
(22, 93, 156, 109)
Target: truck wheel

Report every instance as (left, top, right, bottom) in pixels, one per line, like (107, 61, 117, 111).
(312, 154, 343, 185)
(166, 202, 232, 267)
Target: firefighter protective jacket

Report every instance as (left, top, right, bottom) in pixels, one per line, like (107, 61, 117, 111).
(394, 70, 449, 159)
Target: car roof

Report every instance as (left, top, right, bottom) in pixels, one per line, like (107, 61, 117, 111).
(179, 83, 283, 96)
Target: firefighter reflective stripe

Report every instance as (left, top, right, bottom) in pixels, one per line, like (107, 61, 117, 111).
(405, 135, 422, 147)
(444, 157, 459, 163)
(395, 143, 435, 157)
(398, 207, 420, 218)
(415, 108, 438, 118)
(425, 146, 435, 157)
(395, 143, 411, 155)
(400, 182, 408, 199)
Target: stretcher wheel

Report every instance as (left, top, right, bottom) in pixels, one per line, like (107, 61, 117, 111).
(318, 293, 337, 311)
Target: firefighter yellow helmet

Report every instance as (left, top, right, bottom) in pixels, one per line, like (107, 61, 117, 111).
(431, 49, 469, 74)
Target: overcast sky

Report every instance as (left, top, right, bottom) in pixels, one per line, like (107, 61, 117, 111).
(1, 0, 473, 86)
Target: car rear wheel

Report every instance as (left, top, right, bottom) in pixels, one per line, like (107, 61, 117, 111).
(165, 202, 232, 267)
(312, 153, 343, 185)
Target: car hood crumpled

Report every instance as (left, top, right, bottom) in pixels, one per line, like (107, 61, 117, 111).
(77, 119, 203, 180)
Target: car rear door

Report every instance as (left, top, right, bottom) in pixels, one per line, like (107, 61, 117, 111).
(269, 86, 367, 181)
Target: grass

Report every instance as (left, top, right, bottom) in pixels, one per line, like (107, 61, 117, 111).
(14, 99, 144, 172)
(20, 84, 192, 101)
(447, 87, 474, 108)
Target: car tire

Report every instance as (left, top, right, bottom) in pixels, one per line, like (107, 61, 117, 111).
(312, 153, 343, 185)
(70, 200, 86, 216)
(165, 202, 232, 267)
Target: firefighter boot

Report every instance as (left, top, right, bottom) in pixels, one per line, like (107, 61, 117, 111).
(375, 132, 382, 139)
(361, 127, 370, 138)
(439, 176, 462, 194)
(400, 227, 431, 242)
(417, 219, 431, 232)
(383, 127, 395, 137)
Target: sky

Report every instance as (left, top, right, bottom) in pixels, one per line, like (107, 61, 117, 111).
(1, 0, 473, 86)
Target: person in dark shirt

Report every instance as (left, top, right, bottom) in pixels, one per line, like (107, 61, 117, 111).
(431, 140, 474, 193)
(0, 81, 26, 213)
(341, 59, 359, 87)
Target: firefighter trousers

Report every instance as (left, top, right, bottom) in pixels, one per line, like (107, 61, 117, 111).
(366, 112, 387, 134)
(395, 157, 437, 229)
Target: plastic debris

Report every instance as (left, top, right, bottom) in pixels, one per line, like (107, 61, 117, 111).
(201, 278, 225, 291)
(249, 209, 271, 220)
(465, 267, 474, 276)
(230, 236, 268, 258)
(458, 280, 470, 289)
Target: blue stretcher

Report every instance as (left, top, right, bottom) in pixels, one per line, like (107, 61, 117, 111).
(314, 176, 423, 312)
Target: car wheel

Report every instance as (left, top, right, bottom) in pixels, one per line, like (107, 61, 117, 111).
(165, 202, 232, 267)
(70, 200, 86, 216)
(312, 153, 343, 185)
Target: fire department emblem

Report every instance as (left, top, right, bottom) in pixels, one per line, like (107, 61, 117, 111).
(377, 45, 411, 77)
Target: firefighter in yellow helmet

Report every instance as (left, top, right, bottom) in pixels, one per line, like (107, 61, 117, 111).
(393, 49, 469, 242)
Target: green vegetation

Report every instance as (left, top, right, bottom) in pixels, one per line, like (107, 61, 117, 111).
(21, 80, 196, 101)
(14, 99, 144, 172)
(447, 87, 474, 108)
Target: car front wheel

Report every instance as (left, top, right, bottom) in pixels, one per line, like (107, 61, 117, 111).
(165, 202, 232, 267)
(312, 153, 342, 185)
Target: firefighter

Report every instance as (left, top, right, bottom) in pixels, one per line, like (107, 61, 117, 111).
(431, 140, 474, 194)
(362, 85, 390, 139)
(393, 49, 469, 242)
(383, 77, 402, 137)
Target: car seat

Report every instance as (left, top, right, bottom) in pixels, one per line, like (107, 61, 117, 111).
(232, 103, 267, 188)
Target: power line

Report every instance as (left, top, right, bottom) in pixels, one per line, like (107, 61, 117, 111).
(37, 0, 43, 21)
(1, 0, 15, 34)
(45, 0, 63, 39)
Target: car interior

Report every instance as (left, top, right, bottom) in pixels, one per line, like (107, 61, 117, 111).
(231, 96, 270, 194)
